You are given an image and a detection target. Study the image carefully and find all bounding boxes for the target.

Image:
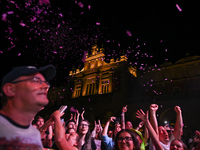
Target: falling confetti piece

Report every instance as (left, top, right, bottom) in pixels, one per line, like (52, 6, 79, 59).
(78, 2, 84, 8)
(176, 4, 182, 12)
(126, 30, 132, 36)
(70, 106, 78, 112)
(96, 22, 100, 25)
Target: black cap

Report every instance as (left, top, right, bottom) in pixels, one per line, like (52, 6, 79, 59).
(1, 65, 56, 90)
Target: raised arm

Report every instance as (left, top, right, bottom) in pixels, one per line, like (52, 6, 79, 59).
(149, 104, 159, 135)
(81, 110, 85, 120)
(51, 110, 76, 150)
(75, 110, 80, 132)
(47, 125, 53, 140)
(102, 116, 116, 136)
(121, 105, 127, 129)
(136, 109, 162, 150)
(173, 106, 183, 139)
(98, 119, 103, 133)
(135, 121, 144, 131)
(91, 120, 97, 138)
(194, 130, 200, 150)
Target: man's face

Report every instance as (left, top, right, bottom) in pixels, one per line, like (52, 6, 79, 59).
(125, 121, 133, 129)
(114, 123, 121, 135)
(13, 73, 49, 111)
(159, 126, 169, 144)
(67, 132, 79, 146)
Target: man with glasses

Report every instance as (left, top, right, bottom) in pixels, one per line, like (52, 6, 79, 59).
(0, 65, 56, 149)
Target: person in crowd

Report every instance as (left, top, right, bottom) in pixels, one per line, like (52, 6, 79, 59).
(121, 105, 147, 150)
(0, 65, 56, 149)
(136, 107, 187, 150)
(66, 127, 76, 134)
(34, 115, 53, 148)
(49, 110, 79, 150)
(164, 124, 174, 139)
(77, 119, 96, 150)
(148, 104, 183, 150)
(91, 119, 107, 150)
(113, 129, 141, 150)
(108, 129, 113, 138)
(125, 121, 133, 129)
(188, 130, 200, 150)
(102, 116, 120, 150)
(66, 120, 76, 130)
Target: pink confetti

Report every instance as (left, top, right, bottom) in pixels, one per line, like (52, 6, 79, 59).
(96, 22, 100, 25)
(0, 51, 3, 53)
(88, 5, 91, 9)
(78, 2, 84, 8)
(70, 106, 78, 113)
(126, 30, 132, 36)
(19, 22, 26, 27)
(7, 11, 14, 14)
(176, 4, 182, 12)
(18, 53, 21, 56)
(2, 13, 7, 21)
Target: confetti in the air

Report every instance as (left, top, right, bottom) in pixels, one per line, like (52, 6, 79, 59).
(126, 30, 132, 37)
(176, 4, 182, 12)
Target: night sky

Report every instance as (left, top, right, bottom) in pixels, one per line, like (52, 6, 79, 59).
(0, 0, 199, 87)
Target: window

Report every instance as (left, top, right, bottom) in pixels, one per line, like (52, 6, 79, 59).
(101, 80, 110, 94)
(75, 85, 81, 97)
(86, 78, 96, 95)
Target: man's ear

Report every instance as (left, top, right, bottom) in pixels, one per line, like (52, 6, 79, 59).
(3, 83, 16, 97)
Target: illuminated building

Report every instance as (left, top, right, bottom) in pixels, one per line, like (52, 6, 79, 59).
(47, 50, 200, 131)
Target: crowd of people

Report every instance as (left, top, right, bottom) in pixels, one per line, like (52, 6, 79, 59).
(0, 64, 200, 150)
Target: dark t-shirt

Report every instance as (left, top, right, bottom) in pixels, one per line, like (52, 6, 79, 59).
(81, 138, 97, 150)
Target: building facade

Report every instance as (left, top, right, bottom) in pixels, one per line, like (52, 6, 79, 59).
(47, 49, 200, 132)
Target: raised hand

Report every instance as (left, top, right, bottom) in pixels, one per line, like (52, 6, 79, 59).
(174, 106, 181, 113)
(150, 104, 158, 112)
(70, 113, 73, 120)
(76, 110, 80, 116)
(136, 109, 149, 123)
(109, 116, 116, 122)
(122, 105, 128, 113)
(98, 119, 101, 125)
(138, 121, 144, 128)
(94, 120, 97, 127)
(81, 110, 85, 120)
(51, 110, 64, 120)
(196, 130, 200, 139)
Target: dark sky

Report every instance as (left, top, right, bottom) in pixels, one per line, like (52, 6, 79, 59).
(0, 0, 199, 87)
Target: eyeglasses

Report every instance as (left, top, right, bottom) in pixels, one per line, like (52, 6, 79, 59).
(80, 124, 89, 127)
(167, 130, 173, 133)
(11, 77, 50, 89)
(117, 137, 133, 142)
